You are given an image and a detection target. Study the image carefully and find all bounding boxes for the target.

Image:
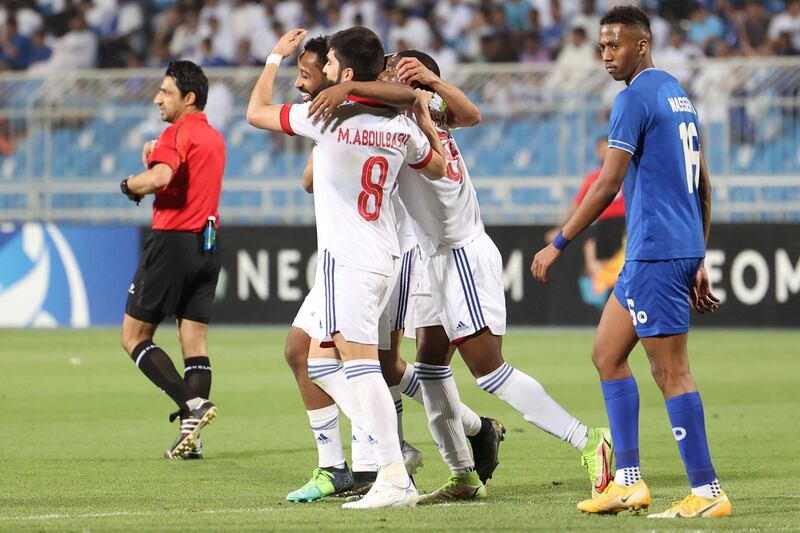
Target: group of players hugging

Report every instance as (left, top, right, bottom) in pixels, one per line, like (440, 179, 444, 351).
(122, 4, 731, 518)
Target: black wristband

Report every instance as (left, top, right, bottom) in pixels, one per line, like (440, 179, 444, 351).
(120, 178, 132, 195)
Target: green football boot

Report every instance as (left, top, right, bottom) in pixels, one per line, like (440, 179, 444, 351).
(418, 471, 487, 504)
(285, 466, 354, 503)
(581, 427, 613, 496)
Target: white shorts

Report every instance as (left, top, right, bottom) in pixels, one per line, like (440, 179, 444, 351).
(291, 283, 319, 336)
(378, 247, 417, 349)
(311, 250, 395, 347)
(417, 232, 507, 342)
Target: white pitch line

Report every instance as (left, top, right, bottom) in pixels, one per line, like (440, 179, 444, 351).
(0, 507, 287, 522)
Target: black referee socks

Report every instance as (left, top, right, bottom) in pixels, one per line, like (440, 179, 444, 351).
(130, 340, 197, 408)
(183, 356, 212, 399)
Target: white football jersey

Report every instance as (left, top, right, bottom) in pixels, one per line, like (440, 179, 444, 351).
(280, 98, 433, 275)
(397, 95, 484, 256)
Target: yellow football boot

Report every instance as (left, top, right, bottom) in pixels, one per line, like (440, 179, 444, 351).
(577, 480, 651, 514)
(647, 492, 732, 518)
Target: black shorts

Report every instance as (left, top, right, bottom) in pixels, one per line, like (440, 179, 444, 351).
(125, 230, 222, 325)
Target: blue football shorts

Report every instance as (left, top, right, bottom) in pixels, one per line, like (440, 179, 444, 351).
(613, 258, 703, 337)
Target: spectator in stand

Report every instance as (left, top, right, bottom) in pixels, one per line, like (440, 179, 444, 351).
(505, 0, 533, 33)
(540, 0, 567, 56)
(655, 27, 703, 82)
(520, 32, 551, 62)
(37, 13, 96, 69)
(769, 0, 800, 51)
(548, 26, 597, 87)
(233, 37, 259, 66)
(0, 17, 33, 70)
(170, 9, 202, 61)
(388, 7, 432, 52)
(427, 32, 459, 72)
(686, 3, 725, 49)
(203, 16, 235, 63)
(27, 27, 51, 66)
(98, 0, 144, 67)
(197, 37, 225, 67)
(9, 1, 44, 36)
(733, 0, 773, 55)
(230, 0, 264, 45)
(433, 0, 474, 46)
(341, 0, 378, 32)
(569, 0, 600, 38)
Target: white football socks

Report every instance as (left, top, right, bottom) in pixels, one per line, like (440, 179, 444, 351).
(307, 357, 376, 471)
(399, 361, 483, 437)
(477, 363, 588, 449)
(306, 404, 345, 469)
(692, 479, 722, 498)
(389, 385, 405, 443)
(614, 466, 642, 486)
(342, 359, 406, 471)
(415, 362, 474, 473)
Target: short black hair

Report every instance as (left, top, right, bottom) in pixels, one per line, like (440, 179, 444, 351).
(302, 35, 329, 71)
(165, 60, 208, 110)
(599, 5, 651, 40)
(394, 49, 440, 92)
(328, 27, 384, 82)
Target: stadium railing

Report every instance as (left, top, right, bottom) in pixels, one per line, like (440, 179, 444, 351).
(0, 57, 798, 224)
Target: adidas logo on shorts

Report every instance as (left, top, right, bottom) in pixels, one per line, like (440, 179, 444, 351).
(455, 321, 469, 332)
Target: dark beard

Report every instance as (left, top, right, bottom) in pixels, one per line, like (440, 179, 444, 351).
(310, 78, 335, 99)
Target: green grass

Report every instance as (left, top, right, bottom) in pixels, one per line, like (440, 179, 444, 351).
(0, 327, 798, 531)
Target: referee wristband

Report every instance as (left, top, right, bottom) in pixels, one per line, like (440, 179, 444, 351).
(552, 231, 571, 251)
(266, 53, 282, 67)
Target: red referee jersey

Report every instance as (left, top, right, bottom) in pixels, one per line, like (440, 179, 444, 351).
(574, 167, 626, 221)
(148, 113, 225, 231)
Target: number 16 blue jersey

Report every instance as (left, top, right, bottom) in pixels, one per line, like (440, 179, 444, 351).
(607, 68, 705, 261)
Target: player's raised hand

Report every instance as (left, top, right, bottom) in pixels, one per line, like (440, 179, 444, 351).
(691, 263, 720, 314)
(308, 82, 349, 123)
(397, 57, 438, 87)
(272, 28, 308, 58)
(531, 244, 561, 284)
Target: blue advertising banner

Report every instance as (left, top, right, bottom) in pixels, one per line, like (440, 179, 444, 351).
(0, 223, 140, 327)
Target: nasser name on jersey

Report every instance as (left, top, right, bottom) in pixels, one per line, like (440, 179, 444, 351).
(667, 96, 697, 115)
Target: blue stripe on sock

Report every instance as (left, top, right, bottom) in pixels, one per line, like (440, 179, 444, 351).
(403, 375, 419, 396)
(308, 367, 341, 380)
(344, 368, 383, 379)
(478, 363, 513, 393)
(310, 418, 338, 431)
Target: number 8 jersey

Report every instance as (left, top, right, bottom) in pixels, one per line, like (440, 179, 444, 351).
(607, 68, 705, 261)
(279, 97, 433, 276)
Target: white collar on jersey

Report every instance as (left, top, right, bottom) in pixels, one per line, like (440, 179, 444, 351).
(628, 67, 659, 86)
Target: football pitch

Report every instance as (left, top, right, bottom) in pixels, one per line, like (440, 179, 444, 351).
(1, 327, 798, 531)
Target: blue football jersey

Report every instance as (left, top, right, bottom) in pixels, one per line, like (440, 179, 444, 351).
(608, 69, 706, 261)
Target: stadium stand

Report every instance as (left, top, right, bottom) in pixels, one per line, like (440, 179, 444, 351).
(0, 1, 798, 224)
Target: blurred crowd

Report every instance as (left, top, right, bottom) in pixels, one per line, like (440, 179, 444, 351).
(0, 0, 798, 72)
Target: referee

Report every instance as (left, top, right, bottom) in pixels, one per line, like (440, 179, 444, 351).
(119, 60, 225, 460)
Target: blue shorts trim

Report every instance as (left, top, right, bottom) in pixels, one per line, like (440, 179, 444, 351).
(613, 258, 702, 338)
